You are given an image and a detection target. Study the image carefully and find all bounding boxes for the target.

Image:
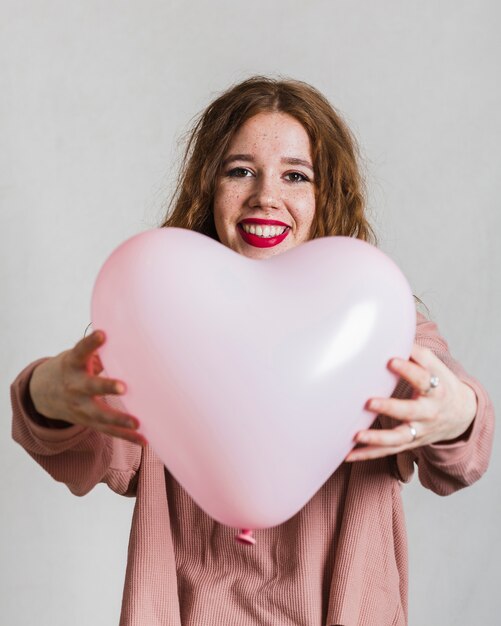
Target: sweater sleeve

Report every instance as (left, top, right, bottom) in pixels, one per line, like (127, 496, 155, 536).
(11, 359, 142, 497)
(390, 312, 495, 495)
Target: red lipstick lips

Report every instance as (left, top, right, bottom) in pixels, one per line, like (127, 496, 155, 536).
(238, 218, 290, 248)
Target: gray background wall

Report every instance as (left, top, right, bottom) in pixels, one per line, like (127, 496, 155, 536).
(1, 1, 499, 624)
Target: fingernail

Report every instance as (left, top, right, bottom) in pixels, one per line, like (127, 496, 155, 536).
(357, 433, 369, 444)
(368, 399, 381, 410)
(127, 418, 139, 429)
(115, 382, 126, 394)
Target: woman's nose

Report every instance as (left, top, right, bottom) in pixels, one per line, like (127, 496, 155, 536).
(249, 174, 282, 210)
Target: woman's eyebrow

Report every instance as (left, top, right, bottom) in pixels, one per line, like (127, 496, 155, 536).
(222, 153, 254, 166)
(222, 154, 314, 172)
(281, 157, 314, 172)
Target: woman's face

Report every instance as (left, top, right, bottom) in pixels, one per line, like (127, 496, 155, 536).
(213, 111, 316, 259)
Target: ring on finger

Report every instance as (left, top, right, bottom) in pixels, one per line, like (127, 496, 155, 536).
(422, 374, 440, 395)
(408, 423, 418, 443)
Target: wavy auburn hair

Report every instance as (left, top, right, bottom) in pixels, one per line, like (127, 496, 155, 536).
(161, 76, 375, 244)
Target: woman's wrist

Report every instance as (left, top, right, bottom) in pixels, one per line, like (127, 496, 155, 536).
(434, 383, 477, 446)
(457, 382, 478, 437)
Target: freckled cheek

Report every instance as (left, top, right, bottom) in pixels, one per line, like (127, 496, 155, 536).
(214, 199, 241, 244)
(217, 186, 241, 208)
(287, 187, 315, 205)
(288, 194, 316, 237)
(287, 187, 315, 202)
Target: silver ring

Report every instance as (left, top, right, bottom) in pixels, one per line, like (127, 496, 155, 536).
(424, 374, 440, 394)
(408, 424, 417, 443)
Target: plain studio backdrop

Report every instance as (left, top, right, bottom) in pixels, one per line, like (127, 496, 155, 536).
(1, 1, 499, 625)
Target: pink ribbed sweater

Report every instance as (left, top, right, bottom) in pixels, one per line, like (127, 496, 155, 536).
(11, 314, 494, 626)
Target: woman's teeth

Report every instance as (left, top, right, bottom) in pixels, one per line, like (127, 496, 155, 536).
(241, 224, 287, 238)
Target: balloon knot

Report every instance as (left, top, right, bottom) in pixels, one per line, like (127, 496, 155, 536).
(235, 529, 256, 546)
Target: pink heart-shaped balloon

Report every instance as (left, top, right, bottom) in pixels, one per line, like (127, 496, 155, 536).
(91, 228, 415, 530)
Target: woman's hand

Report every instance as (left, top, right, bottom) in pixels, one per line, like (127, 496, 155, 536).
(28, 330, 147, 446)
(345, 344, 478, 462)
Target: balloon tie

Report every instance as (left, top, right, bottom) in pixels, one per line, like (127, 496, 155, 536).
(235, 529, 256, 546)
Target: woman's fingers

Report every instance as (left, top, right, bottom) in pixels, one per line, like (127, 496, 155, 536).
(99, 426, 148, 446)
(346, 344, 442, 462)
(69, 397, 146, 445)
(347, 344, 478, 462)
(67, 330, 137, 422)
(410, 343, 445, 373)
(70, 330, 106, 368)
(388, 357, 433, 395)
(366, 396, 433, 422)
(347, 422, 423, 461)
(80, 375, 126, 397)
(88, 417, 147, 446)
(354, 421, 420, 447)
(88, 398, 139, 429)
(29, 335, 147, 447)
(89, 353, 104, 375)
(389, 346, 445, 395)
(346, 441, 409, 462)
(364, 343, 447, 425)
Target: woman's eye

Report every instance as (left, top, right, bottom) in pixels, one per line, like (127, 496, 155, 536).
(285, 172, 308, 183)
(227, 167, 252, 178)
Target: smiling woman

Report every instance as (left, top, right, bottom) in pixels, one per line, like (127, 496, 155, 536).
(11, 76, 495, 626)
(213, 111, 316, 257)
(162, 76, 375, 245)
